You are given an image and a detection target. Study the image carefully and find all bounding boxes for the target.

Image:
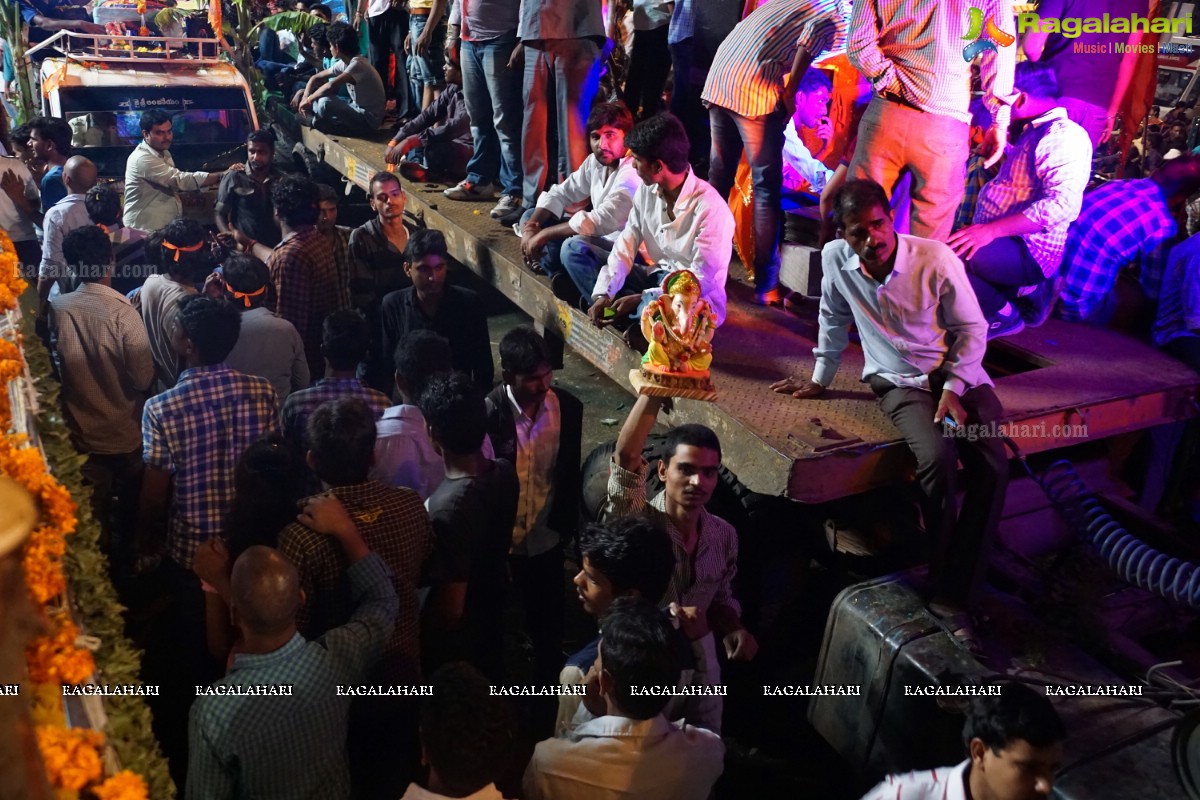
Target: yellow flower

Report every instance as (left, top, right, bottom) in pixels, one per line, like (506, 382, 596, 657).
(93, 770, 149, 800)
(35, 726, 103, 791)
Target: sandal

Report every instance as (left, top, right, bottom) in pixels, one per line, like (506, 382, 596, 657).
(928, 603, 984, 656)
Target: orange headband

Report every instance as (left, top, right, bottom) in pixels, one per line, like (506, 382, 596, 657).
(162, 239, 206, 261)
(228, 285, 267, 308)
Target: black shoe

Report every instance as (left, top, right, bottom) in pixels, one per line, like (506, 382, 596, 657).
(551, 272, 583, 306)
(1016, 276, 1063, 327)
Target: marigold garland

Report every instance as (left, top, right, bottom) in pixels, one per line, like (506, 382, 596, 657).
(35, 726, 104, 791)
(94, 770, 150, 800)
(26, 616, 96, 685)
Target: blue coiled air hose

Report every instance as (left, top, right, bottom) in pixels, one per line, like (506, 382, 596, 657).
(1005, 438, 1200, 609)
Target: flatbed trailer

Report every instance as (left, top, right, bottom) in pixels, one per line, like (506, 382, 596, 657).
(291, 122, 1200, 503)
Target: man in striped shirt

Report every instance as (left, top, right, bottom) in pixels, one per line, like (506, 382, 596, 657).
(702, 0, 848, 306)
(848, 0, 1017, 241)
(859, 683, 1065, 800)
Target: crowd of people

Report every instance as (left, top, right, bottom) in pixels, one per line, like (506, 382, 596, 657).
(1, 0, 1199, 797)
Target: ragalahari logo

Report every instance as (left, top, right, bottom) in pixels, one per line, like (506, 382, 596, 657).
(963, 6, 1016, 62)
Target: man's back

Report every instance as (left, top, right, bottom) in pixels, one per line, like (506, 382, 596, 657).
(225, 306, 310, 401)
(278, 480, 432, 682)
(524, 714, 725, 800)
(138, 274, 197, 394)
(280, 377, 391, 450)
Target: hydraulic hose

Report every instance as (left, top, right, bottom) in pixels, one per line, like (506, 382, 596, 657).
(1005, 439, 1200, 610)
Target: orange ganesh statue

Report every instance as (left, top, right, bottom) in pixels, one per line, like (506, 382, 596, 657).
(629, 269, 717, 401)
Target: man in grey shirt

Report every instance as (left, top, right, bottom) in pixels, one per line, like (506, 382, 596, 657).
(299, 21, 387, 134)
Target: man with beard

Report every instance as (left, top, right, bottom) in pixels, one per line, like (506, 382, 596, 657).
(216, 130, 283, 249)
(516, 101, 640, 304)
(605, 393, 759, 673)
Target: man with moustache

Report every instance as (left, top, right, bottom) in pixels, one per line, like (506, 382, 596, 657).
(516, 101, 640, 303)
(770, 179, 1007, 655)
(216, 130, 283, 248)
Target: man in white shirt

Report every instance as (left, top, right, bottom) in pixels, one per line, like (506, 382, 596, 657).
(37, 155, 98, 303)
(860, 683, 1065, 800)
(518, 101, 640, 303)
(771, 179, 1007, 654)
(484, 326, 582, 685)
(783, 69, 836, 196)
(523, 596, 725, 800)
(847, 0, 1016, 240)
(586, 112, 734, 328)
(123, 110, 239, 234)
(373, 329, 454, 500)
(0, 153, 42, 278)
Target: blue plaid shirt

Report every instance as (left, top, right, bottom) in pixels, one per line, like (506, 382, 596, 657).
(280, 377, 391, 451)
(187, 553, 398, 800)
(143, 364, 279, 568)
(668, 0, 695, 44)
(1059, 179, 1176, 322)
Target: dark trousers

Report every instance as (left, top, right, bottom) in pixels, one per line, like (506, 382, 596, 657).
(965, 235, 1044, 319)
(869, 375, 1009, 608)
(510, 546, 566, 685)
(80, 449, 144, 581)
(622, 25, 671, 119)
(367, 7, 412, 114)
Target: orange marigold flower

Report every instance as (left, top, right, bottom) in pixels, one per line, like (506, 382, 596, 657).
(35, 726, 104, 791)
(94, 770, 149, 800)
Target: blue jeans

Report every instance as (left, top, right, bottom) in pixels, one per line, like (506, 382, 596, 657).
(521, 38, 602, 204)
(519, 208, 615, 289)
(461, 33, 523, 197)
(407, 16, 446, 105)
(965, 235, 1043, 319)
(706, 104, 785, 295)
(313, 95, 381, 134)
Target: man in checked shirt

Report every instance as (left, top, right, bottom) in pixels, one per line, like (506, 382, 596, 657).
(605, 394, 759, 673)
(947, 61, 1091, 338)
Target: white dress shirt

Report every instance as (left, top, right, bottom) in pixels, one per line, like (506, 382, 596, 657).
(373, 404, 446, 501)
(534, 154, 640, 243)
(813, 235, 992, 397)
(523, 714, 725, 800)
(593, 169, 733, 325)
(508, 385, 560, 557)
(783, 119, 835, 193)
(858, 759, 969, 800)
(123, 140, 211, 233)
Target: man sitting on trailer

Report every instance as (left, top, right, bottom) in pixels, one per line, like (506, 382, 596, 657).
(771, 178, 1008, 655)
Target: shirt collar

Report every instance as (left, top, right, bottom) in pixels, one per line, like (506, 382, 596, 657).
(505, 384, 548, 424)
(178, 363, 231, 381)
(137, 140, 169, 159)
(52, 192, 86, 209)
(572, 714, 673, 740)
(843, 234, 908, 282)
(401, 783, 506, 800)
(382, 403, 423, 421)
(316, 376, 365, 389)
(229, 631, 306, 672)
(1030, 107, 1068, 127)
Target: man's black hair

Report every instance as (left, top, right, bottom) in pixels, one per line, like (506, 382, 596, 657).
(29, 116, 72, 156)
(598, 596, 681, 719)
(394, 330, 452, 400)
(419, 371, 487, 456)
(963, 683, 1066, 754)
(327, 21, 359, 55)
(321, 309, 371, 370)
(663, 423, 721, 464)
(305, 397, 377, 485)
(405, 227, 448, 263)
(176, 295, 242, 365)
(797, 68, 832, 96)
(227, 433, 305, 560)
(498, 325, 551, 375)
(316, 183, 339, 204)
(271, 174, 320, 227)
(369, 170, 403, 195)
(247, 129, 277, 149)
(139, 109, 173, 134)
(831, 178, 892, 227)
(1014, 61, 1059, 100)
(421, 662, 515, 796)
(62, 226, 113, 283)
(84, 185, 122, 227)
(588, 101, 634, 135)
(149, 217, 211, 278)
(626, 113, 690, 174)
(308, 21, 329, 48)
(309, 2, 332, 20)
(222, 253, 271, 309)
(578, 515, 675, 602)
